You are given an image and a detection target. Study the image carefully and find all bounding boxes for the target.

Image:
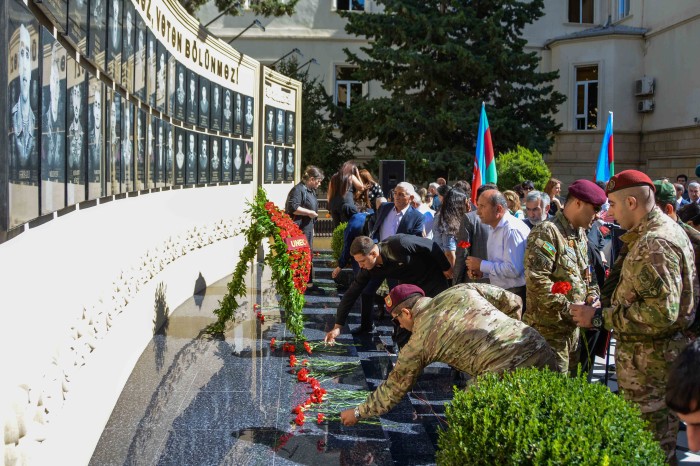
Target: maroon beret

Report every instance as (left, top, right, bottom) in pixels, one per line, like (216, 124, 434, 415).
(568, 179, 608, 207)
(606, 170, 655, 195)
(385, 284, 425, 313)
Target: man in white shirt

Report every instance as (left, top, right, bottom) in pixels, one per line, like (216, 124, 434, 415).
(466, 190, 530, 309)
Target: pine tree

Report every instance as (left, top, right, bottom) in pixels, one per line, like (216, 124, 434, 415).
(339, 0, 565, 184)
(275, 58, 353, 185)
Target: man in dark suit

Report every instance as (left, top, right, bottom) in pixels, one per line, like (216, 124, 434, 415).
(371, 182, 425, 241)
(325, 235, 451, 348)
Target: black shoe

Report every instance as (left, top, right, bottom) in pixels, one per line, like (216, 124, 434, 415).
(305, 285, 326, 296)
(351, 324, 376, 336)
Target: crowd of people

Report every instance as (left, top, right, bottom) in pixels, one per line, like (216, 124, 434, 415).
(287, 164, 700, 463)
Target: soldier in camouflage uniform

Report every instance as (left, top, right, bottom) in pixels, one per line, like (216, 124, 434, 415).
(339, 283, 557, 425)
(524, 179, 607, 375)
(571, 170, 698, 464)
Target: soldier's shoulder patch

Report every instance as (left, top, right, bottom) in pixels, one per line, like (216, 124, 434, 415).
(637, 263, 665, 299)
(541, 241, 556, 258)
(384, 295, 393, 309)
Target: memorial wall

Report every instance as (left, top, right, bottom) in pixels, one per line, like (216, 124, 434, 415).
(2, 0, 301, 237)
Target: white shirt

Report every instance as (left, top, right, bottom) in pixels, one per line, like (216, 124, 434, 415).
(480, 211, 529, 289)
(380, 204, 410, 241)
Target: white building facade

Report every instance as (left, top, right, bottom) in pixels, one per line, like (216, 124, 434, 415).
(203, 0, 700, 184)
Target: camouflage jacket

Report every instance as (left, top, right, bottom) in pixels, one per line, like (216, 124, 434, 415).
(358, 284, 549, 418)
(524, 211, 599, 332)
(603, 208, 698, 340)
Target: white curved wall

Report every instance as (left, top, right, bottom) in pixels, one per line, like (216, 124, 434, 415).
(0, 183, 291, 465)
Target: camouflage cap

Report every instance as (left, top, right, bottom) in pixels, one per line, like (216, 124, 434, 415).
(653, 180, 676, 205)
(385, 284, 425, 313)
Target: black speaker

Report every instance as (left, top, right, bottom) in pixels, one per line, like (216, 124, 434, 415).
(379, 160, 406, 198)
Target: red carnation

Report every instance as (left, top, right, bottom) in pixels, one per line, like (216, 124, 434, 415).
(297, 368, 309, 382)
(289, 355, 298, 367)
(458, 241, 471, 249)
(270, 338, 276, 348)
(551, 281, 572, 295)
(292, 405, 304, 414)
(317, 413, 325, 424)
(304, 341, 312, 354)
(294, 412, 305, 426)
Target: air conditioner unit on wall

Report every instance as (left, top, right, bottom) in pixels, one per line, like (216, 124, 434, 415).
(637, 99, 655, 113)
(635, 77, 655, 96)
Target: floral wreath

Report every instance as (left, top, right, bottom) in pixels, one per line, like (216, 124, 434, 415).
(209, 187, 311, 339)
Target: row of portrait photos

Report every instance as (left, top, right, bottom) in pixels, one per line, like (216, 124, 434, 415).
(33, 0, 260, 136)
(6, 8, 270, 228)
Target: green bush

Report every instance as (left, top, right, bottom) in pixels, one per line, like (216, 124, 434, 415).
(437, 368, 665, 466)
(497, 145, 551, 192)
(331, 222, 347, 262)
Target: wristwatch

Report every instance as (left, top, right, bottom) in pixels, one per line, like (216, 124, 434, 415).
(591, 309, 603, 329)
(354, 407, 361, 419)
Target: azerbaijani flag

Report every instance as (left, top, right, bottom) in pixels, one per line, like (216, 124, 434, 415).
(595, 112, 614, 183)
(471, 102, 497, 204)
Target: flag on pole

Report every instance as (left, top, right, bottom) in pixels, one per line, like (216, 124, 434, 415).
(471, 102, 497, 204)
(595, 112, 614, 183)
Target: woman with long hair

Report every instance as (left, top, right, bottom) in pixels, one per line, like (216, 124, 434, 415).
(544, 178, 563, 215)
(503, 190, 525, 219)
(359, 169, 384, 210)
(329, 162, 364, 228)
(433, 187, 468, 268)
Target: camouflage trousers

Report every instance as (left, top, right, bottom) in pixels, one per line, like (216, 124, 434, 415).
(616, 335, 691, 464)
(534, 326, 580, 376)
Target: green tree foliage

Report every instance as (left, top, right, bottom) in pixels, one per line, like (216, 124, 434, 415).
(180, 0, 298, 18)
(275, 58, 354, 185)
(497, 145, 551, 191)
(438, 368, 665, 465)
(338, 0, 565, 185)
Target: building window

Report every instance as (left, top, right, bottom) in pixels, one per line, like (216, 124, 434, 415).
(336, 0, 366, 12)
(575, 65, 598, 130)
(615, 0, 630, 20)
(335, 66, 362, 108)
(569, 0, 594, 23)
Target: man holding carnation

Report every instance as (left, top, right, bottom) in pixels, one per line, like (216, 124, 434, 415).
(523, 179, 607, 375)
(339, 283, 556, 425)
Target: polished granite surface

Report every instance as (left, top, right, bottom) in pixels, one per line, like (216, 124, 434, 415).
(91, 252, 700, 465)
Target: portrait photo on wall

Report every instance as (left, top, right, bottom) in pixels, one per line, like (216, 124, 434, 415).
(156, 43, 168, 112)
(232, 139, 243, 183)
(133, 17, 145, 100)
(209, 136, 220, 183)
(263, 145, 274, 183)
(156, 119, 166, 186)
(8, 2, 40, 227)
(67, 0, 88, 55)
(210, 84, 221, 131)
(121, 99, 133, 192)
(88, 0, 106, 69)
(174, 127, 186, 185)
(264, 105, 274, 143)
(275, 147, 284, 182)
(221, 89, 233, 134)
(186, 70, 198, 125)
(243, 141, 254, 183)
(167, 54, 176, 115)
(285, 111, 295, 146)
(221, 138, 232, 182)
(198, 134, 209, 184)
(35, 0, 68, 35)
(275, 108, 285, 144)
(233, 91, 242, 135)
(41, 29, 67, 214)
(66, 55, 87, 204)
(147, 31, 156, 107)
(107, 0, 122, 84)
(121, 1, 135, 93)
(243, 96, 254, 138)
(135, 108, 145, 189)
(106, 90, 121, 194)
(87, 76, 104, 200)
(164, 122, 174, 185)
(185, 130, 197, 184)
(174, 61, 186, 121)
(148, 115, 156, 187)
(198, 77, 210, 129)
(285, 149, 295, 182)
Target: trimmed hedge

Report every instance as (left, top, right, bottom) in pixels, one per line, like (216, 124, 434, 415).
(331, 222, 347, 262)
(437, 368, 665, 466)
